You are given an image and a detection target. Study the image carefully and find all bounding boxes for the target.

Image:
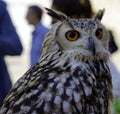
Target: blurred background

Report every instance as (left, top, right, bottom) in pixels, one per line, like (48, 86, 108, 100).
(4, 0, 120, 84)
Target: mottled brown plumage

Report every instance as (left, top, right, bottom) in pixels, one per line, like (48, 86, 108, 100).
(0, 9, 113, 114)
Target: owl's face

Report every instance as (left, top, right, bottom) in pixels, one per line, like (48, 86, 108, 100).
(42, 9, 110, 60)
(56, 18, 109, 56)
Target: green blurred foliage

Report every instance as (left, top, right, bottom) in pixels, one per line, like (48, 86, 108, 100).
(113, 97, 120, 114)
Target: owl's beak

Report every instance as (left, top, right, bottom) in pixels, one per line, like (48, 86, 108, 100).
(88, 37, 96, 55)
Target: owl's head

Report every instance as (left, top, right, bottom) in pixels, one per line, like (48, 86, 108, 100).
(42, 8, 110, 61)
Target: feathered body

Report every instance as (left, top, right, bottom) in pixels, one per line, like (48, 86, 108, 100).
(0, 9, 113, 114)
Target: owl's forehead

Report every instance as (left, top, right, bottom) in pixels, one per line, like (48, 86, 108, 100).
(69, 19, 97, 31)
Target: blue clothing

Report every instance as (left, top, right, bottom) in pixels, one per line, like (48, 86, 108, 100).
(30, 23, 48, 66)
(0, 0, 23, 106)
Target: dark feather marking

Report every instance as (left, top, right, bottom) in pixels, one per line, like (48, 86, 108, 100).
(61, 89, 69, 100)
(23, 98, 31, 106)
(56, 41, 63, 51)
(53, 67, 63, 74)
(60, 102, 64, 114)
(64, 76, 72, 87)
(12, 104, 21, 113)
(42, 80, 49, 89)
(35, 101, 45, 114)
(93, 61, 101, 76)
(52, 82, 58, 92)
(63, 61, 69, 67)
(66, 66, 71, 72)
(95, 9, 105, 21)
(71, 95, 80, 114)
(55, 22, 64, 37)
(81, 68, 88, 84)
(49, 95, 56, 110)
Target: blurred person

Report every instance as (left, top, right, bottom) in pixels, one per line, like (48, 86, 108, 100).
(0, 0, 23, 106)
(26, 5, 48, 66)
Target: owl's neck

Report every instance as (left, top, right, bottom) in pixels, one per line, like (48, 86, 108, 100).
(39, 49, 109, 69)
(65, 49, 110, 61)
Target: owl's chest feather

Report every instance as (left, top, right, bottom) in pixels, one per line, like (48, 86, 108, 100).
(36, 59, 111, 113)
(0, 56, 112, 114)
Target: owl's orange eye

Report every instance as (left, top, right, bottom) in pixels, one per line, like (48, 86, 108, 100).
(95, 28, 103, 39)
(65, 30, 80, 41)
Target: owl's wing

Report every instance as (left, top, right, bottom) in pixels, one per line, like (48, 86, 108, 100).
(0, 65, 39, 111)
(0, 57, 53, 112)
(0, 54, 60, 113)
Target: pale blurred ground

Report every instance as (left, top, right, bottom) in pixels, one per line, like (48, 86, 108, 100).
(4, 0, 120, 84)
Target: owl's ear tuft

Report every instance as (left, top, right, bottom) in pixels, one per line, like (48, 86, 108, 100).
(95, 9, 105, 21)
(45, 8, 67, 21)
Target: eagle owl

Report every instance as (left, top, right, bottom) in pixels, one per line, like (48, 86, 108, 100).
(0, 8, 113, 114)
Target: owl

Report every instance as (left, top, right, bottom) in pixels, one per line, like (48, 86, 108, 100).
(0, 8, 113, 114)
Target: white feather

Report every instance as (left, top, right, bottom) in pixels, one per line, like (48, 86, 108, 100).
(63, 101, 71, 112)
